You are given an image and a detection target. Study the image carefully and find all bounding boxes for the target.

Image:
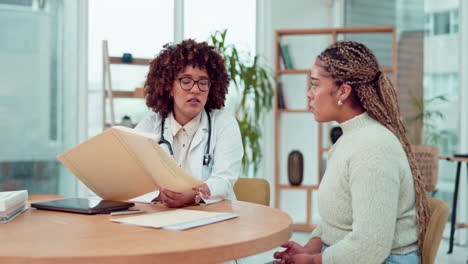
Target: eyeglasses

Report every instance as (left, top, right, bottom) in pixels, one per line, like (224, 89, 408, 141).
(178, 77, 211, 92)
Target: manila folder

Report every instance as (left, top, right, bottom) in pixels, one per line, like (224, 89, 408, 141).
(57, 126, 205, 201)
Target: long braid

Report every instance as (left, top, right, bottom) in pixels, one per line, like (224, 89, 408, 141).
(319, 41, 430, 257)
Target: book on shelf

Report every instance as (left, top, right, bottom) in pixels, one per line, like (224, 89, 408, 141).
(278, 42, 288, 69)
(276, 80, 286, 109)
(111, 209, 238, 230)
(0, 190, 28, 223)
(281, 44, 294, 69)
(57, 126, 205, 201)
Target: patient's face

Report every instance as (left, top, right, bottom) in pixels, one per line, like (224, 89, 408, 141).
(307, 59, 341, 123)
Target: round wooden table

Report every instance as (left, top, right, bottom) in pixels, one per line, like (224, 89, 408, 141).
(0, 198, 292, 264)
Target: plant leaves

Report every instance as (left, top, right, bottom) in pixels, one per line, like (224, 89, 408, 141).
(209, 29, 274, 176)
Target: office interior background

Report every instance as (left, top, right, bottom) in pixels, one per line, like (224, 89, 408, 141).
(0, 0, 467, 262)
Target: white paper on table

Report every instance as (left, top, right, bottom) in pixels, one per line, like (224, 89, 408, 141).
(110, 209, 238, 230)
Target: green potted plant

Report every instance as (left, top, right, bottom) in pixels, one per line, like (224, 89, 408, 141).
(209, 29, 274, 176)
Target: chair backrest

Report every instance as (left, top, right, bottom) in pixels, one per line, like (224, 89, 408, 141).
(233, 178, 270, 206)
(422, 197, 449, 264)
(412, 145, 439, 191)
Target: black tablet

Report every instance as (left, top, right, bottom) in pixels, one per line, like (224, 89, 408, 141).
(31, 198, 135, 215)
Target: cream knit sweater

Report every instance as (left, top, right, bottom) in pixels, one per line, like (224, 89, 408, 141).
(310, 112, 418, 264)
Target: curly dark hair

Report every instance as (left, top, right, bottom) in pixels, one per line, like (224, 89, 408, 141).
(144, 39, 230, 118)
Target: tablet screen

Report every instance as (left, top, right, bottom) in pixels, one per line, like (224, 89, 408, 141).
(31, 198, 134, 214)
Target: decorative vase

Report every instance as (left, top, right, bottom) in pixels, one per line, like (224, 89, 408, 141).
(121, 115, 133, 128)
(330, 126, 343, 144)
(287, 150, 303, 186)
(121, 53, 133, 63)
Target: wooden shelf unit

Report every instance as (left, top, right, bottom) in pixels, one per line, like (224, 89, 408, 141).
(274, 26, 397, 232)
(102, 40, 149, 130)
(104, 88, 144, 99)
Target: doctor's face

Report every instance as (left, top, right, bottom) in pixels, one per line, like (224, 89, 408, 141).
(171, 65, 210, 125)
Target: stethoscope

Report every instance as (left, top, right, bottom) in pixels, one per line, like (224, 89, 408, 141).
(158, 110, 212, 166)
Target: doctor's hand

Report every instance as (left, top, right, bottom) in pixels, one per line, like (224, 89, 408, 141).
(159, 188, 198, 208)
(192, 183, 211, 199)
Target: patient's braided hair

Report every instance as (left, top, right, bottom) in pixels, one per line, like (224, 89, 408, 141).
(318, 41, 429, 254)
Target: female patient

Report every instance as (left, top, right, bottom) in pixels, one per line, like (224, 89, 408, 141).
(274, 41, 430, 264)
(134, 39, 243, 208)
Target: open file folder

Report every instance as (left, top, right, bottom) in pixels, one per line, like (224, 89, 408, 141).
(57, 126, 205, 201)
(110, 209, 238, 230)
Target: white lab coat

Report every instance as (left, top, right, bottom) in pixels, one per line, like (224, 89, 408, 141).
(134, 109, 243, 204)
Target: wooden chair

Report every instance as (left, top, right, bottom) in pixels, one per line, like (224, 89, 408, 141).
(412, 145, 439, 194)
(233, 178, 270, 206)
(422, 197, 449, 264)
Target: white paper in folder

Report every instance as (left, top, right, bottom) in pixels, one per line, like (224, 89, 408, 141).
(110, 209, 238, 230)
(57, 126, 205, 201)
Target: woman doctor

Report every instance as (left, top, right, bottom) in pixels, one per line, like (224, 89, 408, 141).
(134, 39, 243, 208)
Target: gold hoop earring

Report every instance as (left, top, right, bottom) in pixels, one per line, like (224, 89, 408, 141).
(338, 100, 343, 106)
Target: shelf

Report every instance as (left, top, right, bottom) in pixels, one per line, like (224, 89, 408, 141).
(456, 223, 468, 228)
(103, 123, 137, 129)
(278, 185, 318, 190)
(276, 109, 311, 113)
(277, 25, 395, 36)
(291, 224, 316, 232)
(277, 68, 391, 75)
(439, 156, 468, 162)
(134, 88, 144, 98)
(277, 69, 309, 75)
(109, 56, 151, 66)
(104, 88, 144, 99)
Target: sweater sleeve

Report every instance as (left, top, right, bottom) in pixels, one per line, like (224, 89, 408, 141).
(322, 145, 401, 264)
(310, 223, 323, 239)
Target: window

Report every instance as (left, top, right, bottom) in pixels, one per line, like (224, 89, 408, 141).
(87, 0, 174, 137)
(426, 9, 459, 36)
(450, 9, 459, 34)
(434, 11, 450, 35)
(184, 0, 256, 52)
(424, 14, 433, 35)
(184, 0, 256, 112)
(0, 1, 83, 195)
